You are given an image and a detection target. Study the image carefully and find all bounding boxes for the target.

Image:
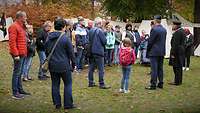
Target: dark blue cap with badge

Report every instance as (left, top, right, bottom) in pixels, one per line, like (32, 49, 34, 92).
(154, 15, 162, 20)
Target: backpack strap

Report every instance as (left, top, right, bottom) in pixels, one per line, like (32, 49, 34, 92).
(46, 32, 65, 61)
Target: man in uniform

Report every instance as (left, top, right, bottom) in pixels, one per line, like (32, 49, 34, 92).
(146, 15, 167, 90)
(169, 20, 186, 85)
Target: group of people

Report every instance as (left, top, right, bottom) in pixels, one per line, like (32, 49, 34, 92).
(146, 15, 194, 90)
(8, 11, 194, 111)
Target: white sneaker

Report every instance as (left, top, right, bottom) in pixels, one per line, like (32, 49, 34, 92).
(119, 88, 124, 93)
(124, 90, 130, 94)
(182, 67, 186, 71)
(186, 68, 189, 71)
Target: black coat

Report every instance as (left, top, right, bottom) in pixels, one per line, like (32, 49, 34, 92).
(185, 34, 194, 57)
(27, 34, 36, 57)
(36, 28, 49, 51)
(169, 28, 186, 67)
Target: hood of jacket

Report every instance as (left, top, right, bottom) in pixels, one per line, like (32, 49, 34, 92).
(48, 32, 63, 40)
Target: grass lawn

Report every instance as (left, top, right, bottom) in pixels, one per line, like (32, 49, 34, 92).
(0, 42, 200, 113)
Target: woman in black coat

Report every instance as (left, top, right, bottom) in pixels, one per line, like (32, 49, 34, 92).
(183, 28, 194, 71)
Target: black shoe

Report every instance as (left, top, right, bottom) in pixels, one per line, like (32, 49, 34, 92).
(157, 83, 163, 89)
(88, 84, 97, 87)
(19, 91, 31, 95)
(55, 104, 61, 109)
(168, 82, 181, 86)
(99, 85, 111, 89)
(157, 85, 163, 89)
(145, 86, 156, 90)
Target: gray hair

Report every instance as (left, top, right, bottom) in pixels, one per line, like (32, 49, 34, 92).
(94, 17, 103, 26)
(16, 11, 27, 19)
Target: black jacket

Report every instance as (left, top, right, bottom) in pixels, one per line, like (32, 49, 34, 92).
(26, 33, 36, 57)
(169, 28, 186, 67)
(36, 28, 49, 51)
(170, 28, 186, 56)
(185, 34, 194, 56)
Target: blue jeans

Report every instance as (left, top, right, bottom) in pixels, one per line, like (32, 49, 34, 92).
(121, 65, 132, 90)
(149, 56, 164, 87)
(37, 51, 47, 76)
(22, 56, 33, 78)
(12, 56, 25, 95)
(140, 49, 150, 63)
(113, 45, 119, 64)
(50, 71, 73, 108)
(76, 47, 84, 70)
(106, 49, 113, 65)
(88, 55, 105, 86)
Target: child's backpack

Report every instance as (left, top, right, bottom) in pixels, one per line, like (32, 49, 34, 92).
(119, 46, 136, 66)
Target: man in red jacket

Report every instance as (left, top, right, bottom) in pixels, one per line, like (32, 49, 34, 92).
(8, 11, 31, 99)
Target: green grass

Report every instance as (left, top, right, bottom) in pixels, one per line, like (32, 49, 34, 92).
(0, 42, 200, 113)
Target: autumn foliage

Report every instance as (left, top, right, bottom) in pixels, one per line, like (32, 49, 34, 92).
(3, 3, 93, 27)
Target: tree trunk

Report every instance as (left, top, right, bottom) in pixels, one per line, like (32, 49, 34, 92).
(194, 0, 200, 49)
(91, 0, 95, 19)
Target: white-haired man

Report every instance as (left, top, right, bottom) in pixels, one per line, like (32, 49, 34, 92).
(88, 17, 110, 89)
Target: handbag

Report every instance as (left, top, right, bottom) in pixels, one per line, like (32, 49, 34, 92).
(41, 32, 65, 71)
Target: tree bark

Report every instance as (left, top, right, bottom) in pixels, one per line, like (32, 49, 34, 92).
(194, 0, 200, 49)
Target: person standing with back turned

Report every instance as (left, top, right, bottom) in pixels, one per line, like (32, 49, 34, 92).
(45, 18, 76, 110)
(146, 15, 167, 90)
(88, 17, 110, 89)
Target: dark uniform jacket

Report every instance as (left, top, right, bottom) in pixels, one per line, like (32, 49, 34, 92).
(169, 28, 186, 67)
(147, 24, 167, 57)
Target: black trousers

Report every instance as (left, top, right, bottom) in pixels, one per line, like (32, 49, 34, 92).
(173, 67, 182, 85)
(183, 55, 191, 68)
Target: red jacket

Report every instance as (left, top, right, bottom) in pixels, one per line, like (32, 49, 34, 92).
(8, 21, 27, 57)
